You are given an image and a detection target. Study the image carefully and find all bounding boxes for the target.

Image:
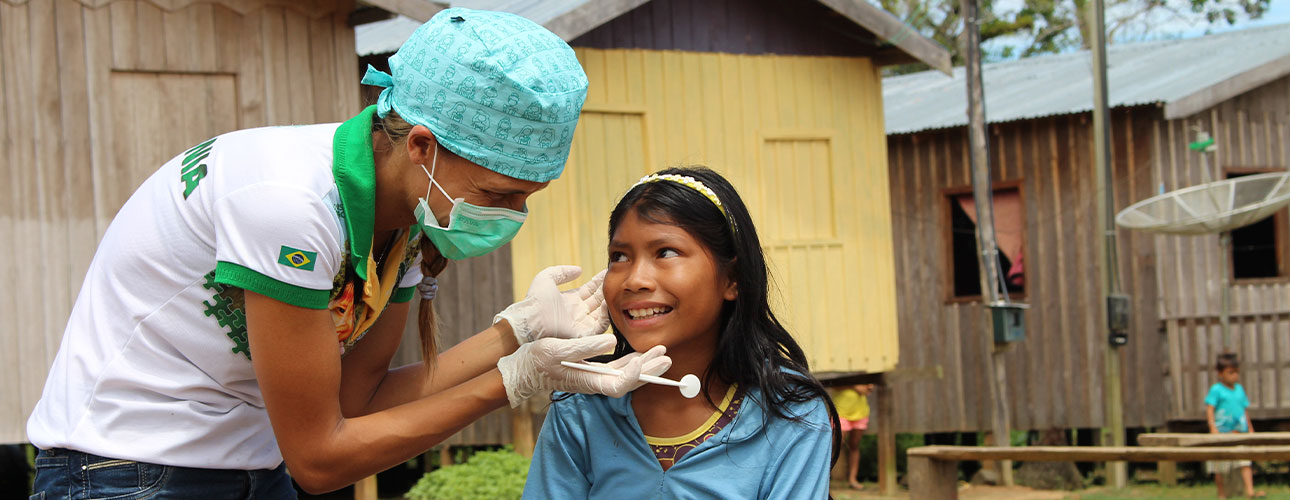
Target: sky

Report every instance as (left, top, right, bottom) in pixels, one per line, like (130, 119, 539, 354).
(1118, 0, 1290, 38)
(980, 0, 1290, 58)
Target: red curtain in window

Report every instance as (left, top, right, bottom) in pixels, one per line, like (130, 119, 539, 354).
(956, 191, 1024, 286)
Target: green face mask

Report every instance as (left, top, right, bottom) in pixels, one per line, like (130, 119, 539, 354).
(415, 148, 527, 260)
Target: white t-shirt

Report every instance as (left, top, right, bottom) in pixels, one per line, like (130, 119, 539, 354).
(28, 113, 423, 470)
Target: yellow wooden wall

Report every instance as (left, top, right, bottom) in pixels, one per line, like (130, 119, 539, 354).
(0, 0, 358, 443)
(510, 48, 898, 374)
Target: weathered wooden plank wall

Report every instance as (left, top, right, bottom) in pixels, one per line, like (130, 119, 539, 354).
(1115, 105, 1167, 430)
(1157, 75, 1290, 421)
(886, 107, 1166, 433)
(570, 0, 877, 57)
(0, 0, 358, 443)
(390, 246, 517, 446)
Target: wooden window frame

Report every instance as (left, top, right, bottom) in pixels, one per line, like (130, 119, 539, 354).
(1225, 166, 1290, 285)
(941, 180, 1027, 304)
(939, 180, 1026, 302)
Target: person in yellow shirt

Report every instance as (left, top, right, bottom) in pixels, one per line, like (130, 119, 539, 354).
(831, 384, 874, 490)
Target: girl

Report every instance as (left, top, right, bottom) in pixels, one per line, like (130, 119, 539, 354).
(524, 167, 840, 498)
(831, 383, 874, 490)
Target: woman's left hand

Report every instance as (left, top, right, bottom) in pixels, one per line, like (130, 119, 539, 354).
(495, 266, 611, 344)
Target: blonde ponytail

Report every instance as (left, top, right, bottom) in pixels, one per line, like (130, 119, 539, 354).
(418, 237, 450, 365)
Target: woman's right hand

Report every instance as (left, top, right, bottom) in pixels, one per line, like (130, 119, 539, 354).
(496, 334, 671, 406)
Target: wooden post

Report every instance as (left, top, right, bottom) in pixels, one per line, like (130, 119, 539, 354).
(959, 0, 1013, 485)
(831, 453, 848, 481)
(354, 476, 378, 500)
(1089, 0, 1127, 488)
(1220, 468, 1244, 497)
(1157, 461, 1178, 486)
(512, 402, 536, 458)
(876, 384, 898, 496)
(991, 351, 1014, 486)
(980, 431, 1012, 485)
(440, 446, 454, 467)
(1220, 232, 1232, 348)
(909, 456, 959, 500)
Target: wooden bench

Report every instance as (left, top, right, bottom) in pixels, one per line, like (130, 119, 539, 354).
(1137, 432, 1290, 488)
(1139, 432, 1290, 447)
(907, 445, 1290, 499)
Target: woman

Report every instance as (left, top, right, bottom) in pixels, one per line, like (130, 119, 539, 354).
(27, 8, 669, 498)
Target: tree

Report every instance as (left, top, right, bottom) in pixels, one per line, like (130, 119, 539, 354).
(878, 0, 1270, 73)
(877, 0, 1037, 65)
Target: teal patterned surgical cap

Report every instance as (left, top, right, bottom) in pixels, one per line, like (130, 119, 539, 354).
(361, 8, 589, 183)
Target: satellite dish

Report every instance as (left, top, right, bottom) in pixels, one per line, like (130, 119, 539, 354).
(1114, 131, 1290, 350)
(1115, 172, 1290, 235)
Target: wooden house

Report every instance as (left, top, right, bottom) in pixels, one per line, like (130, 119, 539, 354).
(881, 23, 1290, 434)
(358, 0, 951, 449)
(0, 0, 360, 443)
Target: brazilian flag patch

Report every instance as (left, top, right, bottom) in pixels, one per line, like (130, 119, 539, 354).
(277, 245, 317, 271)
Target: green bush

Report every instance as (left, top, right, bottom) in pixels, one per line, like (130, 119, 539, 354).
(405, 446, 530, 500)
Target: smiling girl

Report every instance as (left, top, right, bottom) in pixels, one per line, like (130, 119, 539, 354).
(523, 167, 840, 499)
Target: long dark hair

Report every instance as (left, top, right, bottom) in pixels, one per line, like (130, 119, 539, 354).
(605, 166, 841, 467)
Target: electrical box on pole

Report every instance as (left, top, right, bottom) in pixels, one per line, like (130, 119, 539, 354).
(989, 303, 1028, 344)
(1107, 294, 1130, 346)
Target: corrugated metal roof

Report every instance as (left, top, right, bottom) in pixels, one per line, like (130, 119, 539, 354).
(356, 1, 588, 56)
(355, 15, 423, 56)
(883, 23, 1290, 134)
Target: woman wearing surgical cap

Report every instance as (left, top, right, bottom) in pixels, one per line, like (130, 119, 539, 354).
(26, 9, 670, 498)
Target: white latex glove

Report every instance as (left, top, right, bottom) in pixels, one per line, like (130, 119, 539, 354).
(496, 334, 672, 407)
(494, 266, 610, 344)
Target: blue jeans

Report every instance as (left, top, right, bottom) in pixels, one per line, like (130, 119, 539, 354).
(30, 448, 297, 499)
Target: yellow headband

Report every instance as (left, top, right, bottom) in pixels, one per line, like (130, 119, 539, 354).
(632, 174, 727, 217)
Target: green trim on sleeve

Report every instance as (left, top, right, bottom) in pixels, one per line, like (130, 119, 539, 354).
(391, 286, 417, 304)
(215, 261, 331, 309)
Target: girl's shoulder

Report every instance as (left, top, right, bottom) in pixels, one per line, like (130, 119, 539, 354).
(549, 392, 633, 422)
(739, 384, 832, 434)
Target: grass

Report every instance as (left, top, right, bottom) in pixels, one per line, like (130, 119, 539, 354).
(1069, 484, 1290, 499)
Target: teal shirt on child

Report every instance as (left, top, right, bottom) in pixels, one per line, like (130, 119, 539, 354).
(1205, 382, 1250, 432)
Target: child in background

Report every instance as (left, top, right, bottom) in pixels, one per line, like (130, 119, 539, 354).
(831, 384, 874, 490)
(524, 167, 840, 499)
(1206, 352, 1265, 499)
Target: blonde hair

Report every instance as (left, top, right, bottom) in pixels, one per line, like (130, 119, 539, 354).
(374, 111, 450, 365)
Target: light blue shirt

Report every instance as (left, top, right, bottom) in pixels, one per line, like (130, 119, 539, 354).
(1205, 382, 1250, 433)
(523, 386, 833, 499)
